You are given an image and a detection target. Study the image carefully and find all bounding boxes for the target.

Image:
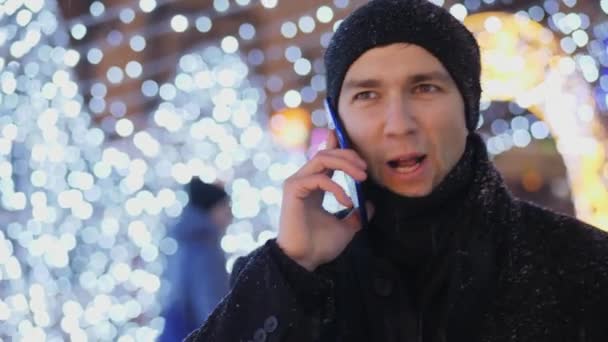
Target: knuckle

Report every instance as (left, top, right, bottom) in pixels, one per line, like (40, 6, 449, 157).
(311, 173, 326, 183)
(313, 150, 331, 162)
(283, 176, 297, 188)
(344, 149, 360, 160)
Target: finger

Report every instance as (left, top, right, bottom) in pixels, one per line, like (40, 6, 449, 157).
(287, 174, 354, 208)
(299, 152, 367, 181)
(325, 129, 338, 150)
(341, 207, 365, 231)
(320, 148, 367, 169)
(342, 201, 374, 229)
(304, 148, 367, 174)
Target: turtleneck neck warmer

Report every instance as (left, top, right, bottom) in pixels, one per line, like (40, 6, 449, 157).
(340, 133, 513, 341)
(363, 133, 477, 270)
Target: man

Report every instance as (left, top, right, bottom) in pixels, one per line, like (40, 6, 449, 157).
(159, 179, 232, 342)
(186, 1, 608, 341)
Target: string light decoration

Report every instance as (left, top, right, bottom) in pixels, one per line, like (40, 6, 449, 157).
(0, 0, 607, 340)
(463, 7, 608, 230)
(0, 1, 304, 340)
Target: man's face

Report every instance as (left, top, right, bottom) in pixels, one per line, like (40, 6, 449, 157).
(337, 43, 468, 197)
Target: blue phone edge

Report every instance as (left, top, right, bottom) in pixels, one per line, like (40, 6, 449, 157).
(324, 97, 369, 227)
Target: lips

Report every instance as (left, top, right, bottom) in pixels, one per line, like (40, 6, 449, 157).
(387, 154, 427, 173)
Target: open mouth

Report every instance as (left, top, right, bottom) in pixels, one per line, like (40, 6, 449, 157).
(387, 155, 427, 174)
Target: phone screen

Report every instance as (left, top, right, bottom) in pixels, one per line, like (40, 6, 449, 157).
(324, 98, 368, 226)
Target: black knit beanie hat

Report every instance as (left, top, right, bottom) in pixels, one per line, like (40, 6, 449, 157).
(324, 0, 482, 131)
(187, 178, 228, 211)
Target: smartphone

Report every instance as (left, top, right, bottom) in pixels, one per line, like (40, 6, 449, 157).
(324, 97, 368, 226)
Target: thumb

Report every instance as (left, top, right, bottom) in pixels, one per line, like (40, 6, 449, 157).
(342, 201, 375, 229)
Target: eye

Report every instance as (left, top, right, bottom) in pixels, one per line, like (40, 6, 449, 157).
(413, 84, 440, 94)
(353, 91, 378, 101)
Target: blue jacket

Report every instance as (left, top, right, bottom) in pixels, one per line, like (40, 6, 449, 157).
(159, 205, 229, 342)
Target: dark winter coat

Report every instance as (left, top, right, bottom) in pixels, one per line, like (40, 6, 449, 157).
(186, 135, 608, 341)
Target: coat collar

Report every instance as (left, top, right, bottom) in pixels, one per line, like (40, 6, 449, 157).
(341, 133, 521, 341)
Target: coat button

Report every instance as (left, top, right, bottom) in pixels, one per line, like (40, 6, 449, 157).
(254, 328, 267, 342)
(373, 277, 393, 297)
(264, 315, 278, 332)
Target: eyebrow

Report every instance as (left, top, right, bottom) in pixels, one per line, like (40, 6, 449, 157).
(342, 71, 453, 91)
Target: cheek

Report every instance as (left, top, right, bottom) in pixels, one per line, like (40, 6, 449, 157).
(343, 118, 373, 154)
(419, 106, 466, 166)
(433, 120, 466, 169)
(347, 131, 383, 175)
(350, 133, 374, 162)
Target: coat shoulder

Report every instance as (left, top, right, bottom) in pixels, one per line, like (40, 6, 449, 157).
(479, 200, 608, 340)
(513, 200, 608, 289)
(517, 200, 608, 256)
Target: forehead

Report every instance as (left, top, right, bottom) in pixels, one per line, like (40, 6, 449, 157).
(343, 43, 449, 83)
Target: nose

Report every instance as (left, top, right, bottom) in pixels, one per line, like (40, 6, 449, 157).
(383, 96, 417, 137)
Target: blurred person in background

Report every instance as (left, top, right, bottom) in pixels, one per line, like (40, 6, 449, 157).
(158, 178, 232, 342)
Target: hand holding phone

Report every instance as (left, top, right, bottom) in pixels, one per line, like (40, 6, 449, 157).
(276, 99, 372, 271)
